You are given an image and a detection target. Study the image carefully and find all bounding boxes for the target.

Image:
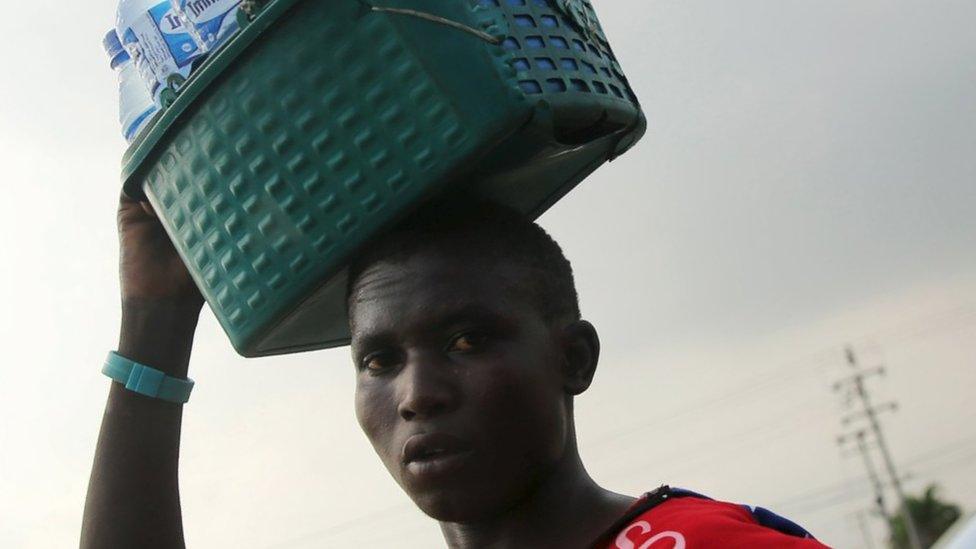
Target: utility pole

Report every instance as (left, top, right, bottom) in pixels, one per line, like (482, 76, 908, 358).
(833, 346, 922, 549)
(851, 510, 878, 549)
(838, 429, 890, 524)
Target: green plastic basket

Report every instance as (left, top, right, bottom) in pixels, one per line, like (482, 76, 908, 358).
(121, 0, 646, 357)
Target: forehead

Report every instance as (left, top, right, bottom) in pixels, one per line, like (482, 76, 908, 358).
(348, 251, 534, 343)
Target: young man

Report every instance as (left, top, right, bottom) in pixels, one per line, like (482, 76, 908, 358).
(83, 196, 830, 548)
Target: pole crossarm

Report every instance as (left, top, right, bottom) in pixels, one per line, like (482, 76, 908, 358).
(842, 401, 899, 426)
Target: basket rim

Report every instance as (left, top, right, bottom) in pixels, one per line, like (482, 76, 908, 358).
(120, 0, 303, 196)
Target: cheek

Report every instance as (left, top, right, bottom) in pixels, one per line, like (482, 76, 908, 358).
(353, 385, 370, 433)
(355, 381, 393, 450)
(474, 359, 567, 460)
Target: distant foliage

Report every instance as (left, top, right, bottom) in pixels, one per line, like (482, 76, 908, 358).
(889, 484, 962, 548)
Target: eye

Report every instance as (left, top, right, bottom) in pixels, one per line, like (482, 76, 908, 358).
(448, 331, 489, 353)
(361, 351, 400, 373)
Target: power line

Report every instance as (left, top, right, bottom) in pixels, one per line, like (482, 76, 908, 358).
(589, 357, 826, 446)
(594, 394, 837, 479)
(769, 434, 976, 512)
(591, 303, 976, 450)
(772, 446, 976, 517)
(902, 431, 976, 469)
(850, 304, 976, 352)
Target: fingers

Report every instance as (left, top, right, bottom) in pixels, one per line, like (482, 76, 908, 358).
(118, 191, 158, 220)
(119, 190, 137, 206)
(140, 201, 158, 219)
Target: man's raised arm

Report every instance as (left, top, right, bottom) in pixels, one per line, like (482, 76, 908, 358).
(81, 195, 204, 548)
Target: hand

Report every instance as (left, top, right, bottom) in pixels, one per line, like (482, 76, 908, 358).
(118, 192, 203, 308)
(116, 193, 203, 376)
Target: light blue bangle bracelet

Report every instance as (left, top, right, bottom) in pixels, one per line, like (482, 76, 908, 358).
(103, 351, 194, 404)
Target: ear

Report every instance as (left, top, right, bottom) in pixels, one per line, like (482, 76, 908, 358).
(558, 320, 601, 396)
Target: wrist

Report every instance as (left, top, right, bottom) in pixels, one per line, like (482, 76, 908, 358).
(119, 298, 202, 378)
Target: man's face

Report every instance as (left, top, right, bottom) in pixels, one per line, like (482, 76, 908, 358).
(349, 248, 571, 521)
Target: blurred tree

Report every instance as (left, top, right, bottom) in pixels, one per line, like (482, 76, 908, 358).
(889, 484, 962, 548)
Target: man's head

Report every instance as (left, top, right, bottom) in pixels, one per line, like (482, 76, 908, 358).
(346, 200, 601, 522)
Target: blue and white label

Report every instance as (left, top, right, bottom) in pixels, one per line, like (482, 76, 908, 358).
(145, 2, 200, 68)
(121, 1, 202, 101)
(173, 0, 242, 51)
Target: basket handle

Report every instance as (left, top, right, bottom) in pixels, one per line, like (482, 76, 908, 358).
(361, 1, 502, 44)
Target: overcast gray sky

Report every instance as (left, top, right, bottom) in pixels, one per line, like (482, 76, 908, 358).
(1, 1, 974, 547)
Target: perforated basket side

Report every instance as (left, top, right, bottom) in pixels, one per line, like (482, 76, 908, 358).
(475, 0, 643, 147)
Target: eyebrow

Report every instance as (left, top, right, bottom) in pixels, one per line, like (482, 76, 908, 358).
(352, 303, 512, 357)
(430, 303, 509, 330)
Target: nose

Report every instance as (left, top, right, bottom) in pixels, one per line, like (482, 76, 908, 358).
(396, 351, 459, 421)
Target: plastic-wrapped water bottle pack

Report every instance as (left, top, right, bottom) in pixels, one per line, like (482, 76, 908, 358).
(104, 0, 243, 142)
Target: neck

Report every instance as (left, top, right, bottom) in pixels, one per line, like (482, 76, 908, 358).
(438, 439, 635, 549)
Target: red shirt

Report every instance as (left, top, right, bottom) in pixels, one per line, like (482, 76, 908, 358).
(592, 487, 831, 549)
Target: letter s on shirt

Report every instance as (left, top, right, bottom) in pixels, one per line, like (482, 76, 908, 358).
(615, 520, 687, 549)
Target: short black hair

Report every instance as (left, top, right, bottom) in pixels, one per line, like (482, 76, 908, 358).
(345, 199, 581, 324)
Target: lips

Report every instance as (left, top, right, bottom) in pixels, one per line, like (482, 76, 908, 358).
(401, 433, 473, 481)
(402, 432, 471, 464)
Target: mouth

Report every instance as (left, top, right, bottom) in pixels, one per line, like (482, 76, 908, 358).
(401, 433, 473, 479)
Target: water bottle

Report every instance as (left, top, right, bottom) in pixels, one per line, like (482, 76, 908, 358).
(116, 0, 203, 107)
(170, 0, 243, 52)
(103, 30, 158, 142)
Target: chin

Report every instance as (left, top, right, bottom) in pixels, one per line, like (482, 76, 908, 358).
(394, 455, 555, 523)
(412, 490, 498, 522)
(405, 479, 519, 523)
(416, 498, 473, 522)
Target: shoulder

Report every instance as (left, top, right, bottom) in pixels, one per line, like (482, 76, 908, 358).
(599, 487, 831, 549)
